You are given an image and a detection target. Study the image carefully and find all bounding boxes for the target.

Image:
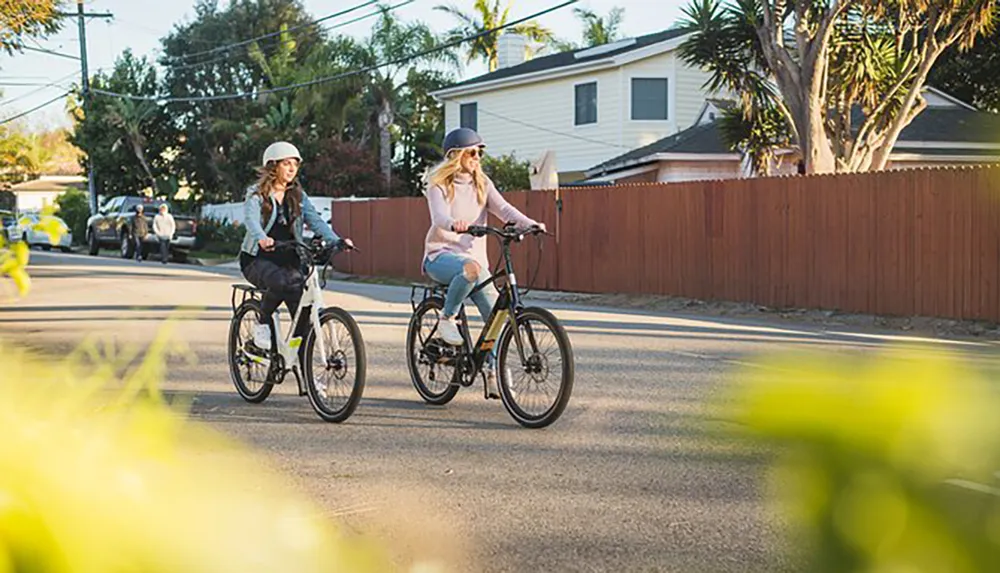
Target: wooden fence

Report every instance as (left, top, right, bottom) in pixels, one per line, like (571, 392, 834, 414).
(331, 165, 1000, 322)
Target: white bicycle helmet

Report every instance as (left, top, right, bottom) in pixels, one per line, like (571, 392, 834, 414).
(262, 141, 302, 166)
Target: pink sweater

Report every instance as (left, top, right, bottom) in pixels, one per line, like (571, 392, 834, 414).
(423, 172, 537, 272)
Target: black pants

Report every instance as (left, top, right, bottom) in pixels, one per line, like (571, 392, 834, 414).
(241, 255, 308, 337)
(158, 238, 170, 263)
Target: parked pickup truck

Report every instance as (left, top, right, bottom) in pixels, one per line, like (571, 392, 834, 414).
(86, 196, 197, 260)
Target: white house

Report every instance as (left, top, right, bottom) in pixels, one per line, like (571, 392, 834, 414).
(7, 175, 86, 212)
(582, 88, 1000, 184)
(431, 29, 721, 183)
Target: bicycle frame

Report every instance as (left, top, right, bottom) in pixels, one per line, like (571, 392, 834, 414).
(233, 259, 329, 394)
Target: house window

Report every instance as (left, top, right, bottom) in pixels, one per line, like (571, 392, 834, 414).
(460, 102, 478, 131)
(575, 82, 597, 125)
(632, 78, 669, 120)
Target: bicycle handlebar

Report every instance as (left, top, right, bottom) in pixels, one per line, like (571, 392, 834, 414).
(458, 223, 547, 241)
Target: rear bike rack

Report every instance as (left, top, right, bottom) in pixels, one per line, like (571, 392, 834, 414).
(230, 283, 263, 313)
(409, 282, 447, 312)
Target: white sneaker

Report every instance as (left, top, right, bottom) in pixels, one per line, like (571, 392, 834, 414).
(252, 323, 272, 350)
(436, 317, 463, 346)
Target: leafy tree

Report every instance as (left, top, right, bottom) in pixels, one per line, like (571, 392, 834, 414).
(435, 0, 554, 71)
(361, 8, 456, 190)
(0, 126, 39, 181)
(159, 0, 320, 202)
(680, 0, 997, 174)
(0, 0, 63, 55)
(394, 68, 453, 197)
(482, 152, 530, 192)
(303, 138, 387, 198)
(575, 6, 624, 48)
(54, 187, 89, 244)
(930, 1, 1000, 113)
(71, 50, 176, 198)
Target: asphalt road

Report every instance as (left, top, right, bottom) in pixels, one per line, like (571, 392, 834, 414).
(6, 250, 992, 572)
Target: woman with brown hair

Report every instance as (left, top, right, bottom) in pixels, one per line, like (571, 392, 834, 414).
(239, 141, 351, 350)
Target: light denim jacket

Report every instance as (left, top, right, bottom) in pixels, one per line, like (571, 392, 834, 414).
(239, 185, 340, 256)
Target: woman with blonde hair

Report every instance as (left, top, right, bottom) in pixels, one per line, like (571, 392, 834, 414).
(239, 141, 351, 351)
(422, 127, 545, 398)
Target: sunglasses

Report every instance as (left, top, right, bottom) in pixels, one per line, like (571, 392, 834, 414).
(452, 148, 483, 159)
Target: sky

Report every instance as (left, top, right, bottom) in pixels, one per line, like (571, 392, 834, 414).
(0, 0, 686, 132)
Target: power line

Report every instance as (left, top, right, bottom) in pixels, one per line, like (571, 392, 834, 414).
(94, 0, 579, 104)
(162, 0, 415, 73)
(13, 44, 80, 60)
(478, 107, 630, 149)
(0, 71, 80, 109)
(163, 0, 382, 64)
(0, 91, 71, 126)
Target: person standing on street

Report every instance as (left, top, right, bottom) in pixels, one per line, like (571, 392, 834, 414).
(131, 204, 149, 262)
(153, 204, 176, 264)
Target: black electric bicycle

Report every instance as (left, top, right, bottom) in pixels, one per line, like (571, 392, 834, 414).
(406, 224, 574, 428)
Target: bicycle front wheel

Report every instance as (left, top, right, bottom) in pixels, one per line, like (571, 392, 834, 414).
(303, 307, 366, 423)
(497, 307, 574, 428)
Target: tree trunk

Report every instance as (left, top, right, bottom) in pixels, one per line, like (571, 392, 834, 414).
(377, 98, 393, 191)
(378, 99, 395, 191)
(131, 138, 158, 196)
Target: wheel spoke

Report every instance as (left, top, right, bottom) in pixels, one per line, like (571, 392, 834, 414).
(500, 315, 568, 421)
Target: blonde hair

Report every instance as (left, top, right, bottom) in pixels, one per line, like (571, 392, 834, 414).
(426, 148, 487, 204)
(255, 160, 301, 222)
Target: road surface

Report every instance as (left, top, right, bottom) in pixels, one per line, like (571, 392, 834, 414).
(4, 251, 989, 572)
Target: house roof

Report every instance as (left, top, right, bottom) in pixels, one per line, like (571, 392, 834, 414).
(438, 28, 691, 94)
(587, 106, 1000, 176)
(9, 176, 86, 193)
(588, 122, 737, 174)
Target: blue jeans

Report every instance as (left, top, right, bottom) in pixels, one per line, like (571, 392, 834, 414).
(424, 253, 498, 359)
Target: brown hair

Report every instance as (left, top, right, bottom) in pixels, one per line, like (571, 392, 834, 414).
(255, 160, 302, 222)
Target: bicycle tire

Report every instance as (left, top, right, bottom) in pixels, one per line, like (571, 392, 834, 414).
(228, 300, 274, 403)
(497, 307, 574, 428)
(406, 297, 461, 405)
(303, 307, 366, 423)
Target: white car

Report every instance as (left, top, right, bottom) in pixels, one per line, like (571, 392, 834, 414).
(16, 212, 73, 252)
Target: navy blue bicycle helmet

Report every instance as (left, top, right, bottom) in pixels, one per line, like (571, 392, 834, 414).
(442, 127, 485, 156)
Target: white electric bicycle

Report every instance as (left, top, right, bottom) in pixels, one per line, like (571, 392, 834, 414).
(227, 238, 366, 423)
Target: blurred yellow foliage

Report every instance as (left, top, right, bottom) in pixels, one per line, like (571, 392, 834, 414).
(727, 347, 1000, 572)
(1, 205, 66, 298)
(0, 325, 423, 572)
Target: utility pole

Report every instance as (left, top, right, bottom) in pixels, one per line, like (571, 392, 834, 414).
(60, 1, 113, 216)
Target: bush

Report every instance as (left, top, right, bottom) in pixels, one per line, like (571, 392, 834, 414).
(195, 218, 244, 256)
(302, 138, 388, 198)
(482, 152, 531, 193)
(726, 348, 1000, 571)
(54, 188, 90, 245)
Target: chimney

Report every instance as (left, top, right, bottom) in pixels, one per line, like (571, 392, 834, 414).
(497, 32, 527, 69)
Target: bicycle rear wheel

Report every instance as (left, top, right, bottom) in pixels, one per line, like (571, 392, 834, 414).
(406, 297, 460, 405)
(303, 307, 366, 423)
(497, 307, 574, 428)
(228, 300, 273, 403)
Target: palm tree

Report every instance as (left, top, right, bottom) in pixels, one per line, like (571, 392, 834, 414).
(574, 7, 624, 47)
(364, 9, 458, 189)
(107, 98, 159, 194)
(435, 0, 554, 71)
